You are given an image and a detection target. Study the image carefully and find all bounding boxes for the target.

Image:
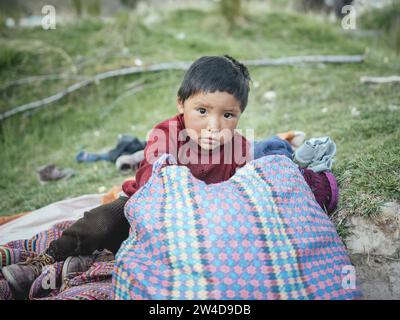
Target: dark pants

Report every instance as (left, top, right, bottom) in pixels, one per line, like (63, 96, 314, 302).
(46, 197, 130, 261)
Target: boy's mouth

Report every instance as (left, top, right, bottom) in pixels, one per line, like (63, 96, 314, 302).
(200, 137, 219, 145)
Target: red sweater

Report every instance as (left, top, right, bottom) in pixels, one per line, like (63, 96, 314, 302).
(122, 113, 251, 197)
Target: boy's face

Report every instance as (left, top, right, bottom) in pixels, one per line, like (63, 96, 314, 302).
(177, 91, 242, 150)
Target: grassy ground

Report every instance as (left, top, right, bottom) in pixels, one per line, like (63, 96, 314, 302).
(0, 5, 399, 237)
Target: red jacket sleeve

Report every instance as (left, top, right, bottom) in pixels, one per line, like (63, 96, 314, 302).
(121, 160, 153, 197)
(122, 118, 178, 197)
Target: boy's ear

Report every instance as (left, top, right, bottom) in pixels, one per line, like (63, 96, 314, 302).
(176, 97, 184, 114)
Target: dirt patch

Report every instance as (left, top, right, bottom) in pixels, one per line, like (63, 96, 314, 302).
(350, 253, 400, 299)
(345, 202, 400, 299)
(346, 201, 400, 256)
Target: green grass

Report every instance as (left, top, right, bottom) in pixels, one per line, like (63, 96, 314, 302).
(360, 0, 400, 53)
(0, 6, 399, 238)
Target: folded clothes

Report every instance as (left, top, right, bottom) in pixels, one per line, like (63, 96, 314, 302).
(294, 137, 336, 173)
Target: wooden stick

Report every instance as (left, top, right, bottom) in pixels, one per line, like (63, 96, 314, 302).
(0, 55, 365, 121)
(360, 76, 400, 84)
(0, 74, 89, 90)
(243, 55, 365, 66)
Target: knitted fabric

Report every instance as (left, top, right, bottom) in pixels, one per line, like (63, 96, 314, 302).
(113, 154, 362, 300)
(29, 250, 115, 300)
(0, 223, 115, 300)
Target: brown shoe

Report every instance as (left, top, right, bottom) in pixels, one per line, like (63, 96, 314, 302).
(1, 253, 55, 299)
(37, 164, 74, 184)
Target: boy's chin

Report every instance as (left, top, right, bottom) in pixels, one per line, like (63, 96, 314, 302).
(198, 140, 221, 151)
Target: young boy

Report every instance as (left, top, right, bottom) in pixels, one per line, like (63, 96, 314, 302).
(1, 55, 336, 299)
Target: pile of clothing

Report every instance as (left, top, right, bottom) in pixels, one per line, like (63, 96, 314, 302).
(254, 134, 336, 173)
(76, 135, 146, 174)
(254, 134, 338, 213)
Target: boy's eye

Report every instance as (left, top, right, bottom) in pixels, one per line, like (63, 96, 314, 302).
(224, 113, 234, 119)
(197, 108, 207, 115)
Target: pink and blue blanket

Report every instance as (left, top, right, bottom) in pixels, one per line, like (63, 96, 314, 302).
(113, 154, 362, 300)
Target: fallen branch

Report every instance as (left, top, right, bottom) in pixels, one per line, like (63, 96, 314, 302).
(360, 75, 400, 84)
(0, 62, 189, 121)
(1, 55, 365, 121)
(243, 54, 365, 66)
(0, 74, 90, 91)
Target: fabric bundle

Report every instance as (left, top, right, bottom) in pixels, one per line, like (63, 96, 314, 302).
(113, 154, 362, 300)
(294, 137, 336, 173)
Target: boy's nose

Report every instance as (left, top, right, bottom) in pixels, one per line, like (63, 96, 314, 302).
(207, 118, 220, 132)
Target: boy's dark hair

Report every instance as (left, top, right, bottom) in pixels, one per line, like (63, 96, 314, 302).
(177, 55, 251, 112)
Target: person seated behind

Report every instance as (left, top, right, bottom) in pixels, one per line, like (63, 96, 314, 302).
(1, 55, 337, 299)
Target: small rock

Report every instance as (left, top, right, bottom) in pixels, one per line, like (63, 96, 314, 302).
(98, 186, 107, 193)
(134, 58, 143, 67)
(263, 91, 277, 102)
(176, 32, 186, 40)
(122, 47, 130, 55)
(321, 107, 328, 113)
(351, 107, 360, 117)
(5, 18, 16, 28)
(143, 13, 161, 26)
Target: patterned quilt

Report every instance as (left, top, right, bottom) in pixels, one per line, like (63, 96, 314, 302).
(0, 221, 114, 300)
(113, 154, 363, 300)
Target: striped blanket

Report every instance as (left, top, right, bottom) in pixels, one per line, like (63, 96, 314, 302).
(0, 221, 114, 300)
(113, 154, 363, 300)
